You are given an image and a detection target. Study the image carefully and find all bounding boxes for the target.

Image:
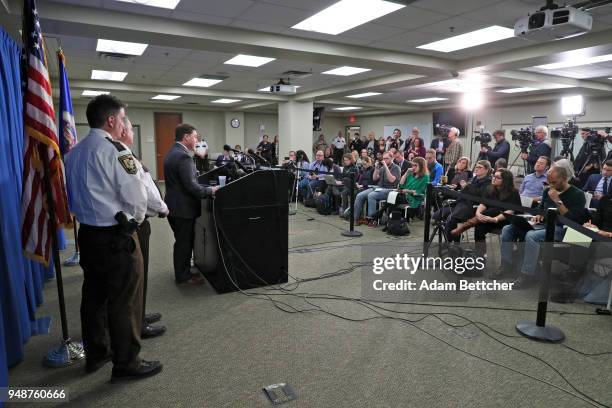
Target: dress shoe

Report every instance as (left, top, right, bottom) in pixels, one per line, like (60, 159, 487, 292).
(86, 355, 112, 374)
(141, 324, 166, 339)
(451, 217, 480, 237)
(111, 360, 163, 383)
(144, 312, 162, 324)
(512, 273, 537, 289)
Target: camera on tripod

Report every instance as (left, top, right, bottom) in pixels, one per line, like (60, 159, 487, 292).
(581, 126, 610, 156)
(551, 120, 578, 158)
(510, 128, 534, 153)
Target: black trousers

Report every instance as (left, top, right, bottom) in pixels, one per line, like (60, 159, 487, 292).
(167, 216, 195, 283)
(137, 219, 151, 322)
(79, 225, 143, 370)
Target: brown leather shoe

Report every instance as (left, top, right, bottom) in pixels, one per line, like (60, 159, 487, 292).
(451, 216, 480, 237)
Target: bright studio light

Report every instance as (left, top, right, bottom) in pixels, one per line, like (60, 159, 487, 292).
(461, 91, 483, 111)
(561, 95, 585, 116)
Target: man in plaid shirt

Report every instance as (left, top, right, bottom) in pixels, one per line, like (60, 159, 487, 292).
(444, 127, 463, 170)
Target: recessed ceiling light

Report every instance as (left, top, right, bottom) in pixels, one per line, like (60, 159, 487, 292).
(407, 97, 449, 103)
(82, 90, 110, 97)
(258, 85, 301, 92)
(91, 70, 127, 81)
(346, 92, 382, 98)
(417, 25, 514, 53)
(114, 0, 181, 9)
(96, 39, 148, 56)
(496, 87, 539, 94)
(224, 54, 276, 67)
(211, 98, 241, 104)
(536, 53, 612, 70)
(292, 0, 405, 35)
(151, 94, 181, 100)
(322, 66, 371, 76)
(183, 77, 225, 87)
(333, 106, 362, 111)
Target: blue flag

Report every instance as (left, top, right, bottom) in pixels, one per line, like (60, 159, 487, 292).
(57, 50, 77, 156)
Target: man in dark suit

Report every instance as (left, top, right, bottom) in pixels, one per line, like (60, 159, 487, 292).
(164, 123, 219, 284)
(583, 160, 612, 207)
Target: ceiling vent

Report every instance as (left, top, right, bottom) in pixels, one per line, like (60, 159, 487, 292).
(281, 70, 312, 79)
(98, 52, 134, 62)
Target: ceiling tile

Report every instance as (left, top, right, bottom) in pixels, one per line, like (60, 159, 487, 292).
(259, 0, 336, 12)
(234, 2, 312, 26)
(415, 16, 491, 36)
(341, 23, 405, 42)
(169, 11, 233, 25)
(374, 5, 452, 29)
(412, 0, 505, 16)
(176, 0, 255, 17)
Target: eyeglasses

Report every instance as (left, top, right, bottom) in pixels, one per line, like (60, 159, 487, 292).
(493, 175, 502, 180)
(475, 165, 484, 169)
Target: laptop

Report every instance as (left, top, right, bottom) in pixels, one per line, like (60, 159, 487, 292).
(505, 213, 546, 230)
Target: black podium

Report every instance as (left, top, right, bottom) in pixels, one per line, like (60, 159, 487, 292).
(194, 169, 289, 293)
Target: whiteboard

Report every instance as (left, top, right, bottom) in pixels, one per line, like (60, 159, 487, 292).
(383, 123, 433, 148)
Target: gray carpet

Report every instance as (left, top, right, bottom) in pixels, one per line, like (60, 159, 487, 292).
(8, 206, 612, 408)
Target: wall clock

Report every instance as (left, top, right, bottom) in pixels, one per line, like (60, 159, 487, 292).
(230, 118, 240, 128)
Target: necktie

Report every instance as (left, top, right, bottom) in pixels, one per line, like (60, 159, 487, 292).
(603, 177, 609, 195)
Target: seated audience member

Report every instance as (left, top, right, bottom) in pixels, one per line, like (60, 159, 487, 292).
(353, 152, 400, 226)
(335, 153, 359, 214)
(324, 146, 333, 161)
(500, 165, 587, 288)
(452, 169, 521, 264)
(583, 160, 612, 207)
(519, 156, 550, 205)
(394, 149, 410, 174)
(357, 157, 374, 189)
(494, 158, 507, 170)
(446, 156, 471, 188)
(433, 160, 492, 243)
(359, 149, 369, 166)
(425, 149, 443, 185)
(394, 157, 429, 219)
(298, 150, 327, 200)
(553, 157, 582, 188)
(215, 145, 234, 167)
(408, 136, 426, 158)
(406, 151, 416, 164)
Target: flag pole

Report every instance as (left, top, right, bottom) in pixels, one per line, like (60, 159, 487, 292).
(40, 145, 84, 367)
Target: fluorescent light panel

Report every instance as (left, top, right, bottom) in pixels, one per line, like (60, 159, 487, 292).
(407, 97, 449, 103)
(333, 106, 361, 111)
(322, 66, 370, 76)
(561, 95, 585, 116)
(82, 90, 109, 97)
(151, 94, 180, 100)
(183, 77, 224, 87)
(211, 98, 241, 104)
(417, 25, 514, 52)
(224, 54, 275, 67)
(496, 87, 539, 94)
(536, 53, 612, 70)
(114, 0, 181, 9)
(91, 70, 127, 81)
(346, 92, 382, 98)
(96, 39, 148, 56)
(292, 0, 405, 35)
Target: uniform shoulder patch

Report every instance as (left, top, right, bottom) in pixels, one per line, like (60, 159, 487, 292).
(118, 154, 138, 174)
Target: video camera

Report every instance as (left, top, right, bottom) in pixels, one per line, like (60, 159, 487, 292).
(473, 130, 492, 148)
(435, 124, 452, 138)
(510, 128, 534, 153)
(581, 126, 610, 158)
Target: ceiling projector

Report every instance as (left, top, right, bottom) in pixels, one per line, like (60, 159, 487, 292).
(269, 84, 297, 94)
(514, 5, 592, 41)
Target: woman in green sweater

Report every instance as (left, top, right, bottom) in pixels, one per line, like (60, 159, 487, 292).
(397, 157, 429, 217)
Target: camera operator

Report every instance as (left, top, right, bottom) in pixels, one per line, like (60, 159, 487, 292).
(444, 127, 462, 170)
(480, 129, 510, 164)
(521, 125, 551, 174)
(574, 129, 599, 184)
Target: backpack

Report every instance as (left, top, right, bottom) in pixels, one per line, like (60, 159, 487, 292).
(315, 192, 333, 215)
(386, 211, 410, 236)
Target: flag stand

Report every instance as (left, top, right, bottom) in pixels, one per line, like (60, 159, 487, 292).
(39, 146, 84, 367)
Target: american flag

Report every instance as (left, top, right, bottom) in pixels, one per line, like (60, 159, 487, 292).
(21, 0, 71, 265)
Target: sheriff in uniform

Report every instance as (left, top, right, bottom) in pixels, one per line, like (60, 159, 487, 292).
(65, 95, 162, 382)
(114, 116, 168, 339)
